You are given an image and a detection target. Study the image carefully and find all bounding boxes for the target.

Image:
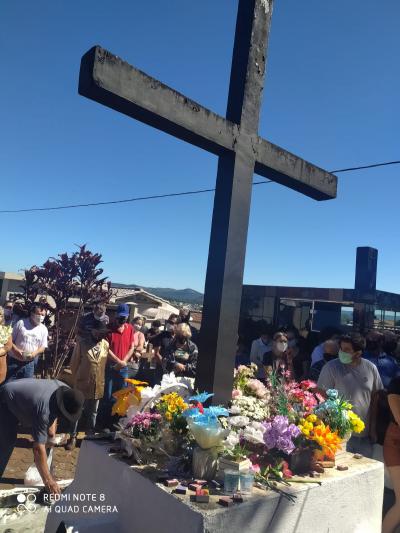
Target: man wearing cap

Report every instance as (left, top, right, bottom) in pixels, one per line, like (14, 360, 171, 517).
(100, 304, 136, 426)
(0, 379, 84, 494)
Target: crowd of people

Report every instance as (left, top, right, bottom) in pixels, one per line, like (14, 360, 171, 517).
(1, 301, 400, 531)
(246, 323, 400, 533)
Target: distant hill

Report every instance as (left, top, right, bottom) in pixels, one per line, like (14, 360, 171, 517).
(112, 283, 204, 306)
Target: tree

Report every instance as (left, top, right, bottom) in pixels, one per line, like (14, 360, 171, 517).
(16, 245, 113, 377)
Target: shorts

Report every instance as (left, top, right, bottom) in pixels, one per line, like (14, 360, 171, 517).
(383, 422, 400, 467)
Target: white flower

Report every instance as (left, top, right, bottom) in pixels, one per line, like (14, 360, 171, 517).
(224, 431, 240, 450)
(228, 415, 250, 428)
(250, 421, 266, 433)
(241, 426, 265, 445)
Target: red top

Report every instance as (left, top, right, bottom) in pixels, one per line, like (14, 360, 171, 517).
(107, 323, 135, 360)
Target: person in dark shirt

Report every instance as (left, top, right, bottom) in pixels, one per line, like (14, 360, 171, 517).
(77, 302, 110, 341)
(0, 379, 84, 494)
(164, 323, 198, 377)
(263, 332, 294, 377)
(364, 331, 400, 389)
(150, 314, 179, 384)
(147, 320, 162, 344)
(309, 339, 339, 382)
(286, 327, 309, 381)
(383, 376, 400, 533)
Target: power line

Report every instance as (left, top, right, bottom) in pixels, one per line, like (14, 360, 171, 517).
(331, 160, 400, 174)
(1, 159, 400, 214)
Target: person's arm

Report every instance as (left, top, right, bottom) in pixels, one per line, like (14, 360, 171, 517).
(108, 348, 123, 366)
(0, 335, 12, 357)
(388, 394, 400, 426)
(11, 321, 24, 359)
(123, 341, 136, 364)
(32, 442, 60, 494)
(30, 345, 46, 358)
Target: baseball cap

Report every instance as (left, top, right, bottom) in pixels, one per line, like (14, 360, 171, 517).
(116, 303, 130, 317)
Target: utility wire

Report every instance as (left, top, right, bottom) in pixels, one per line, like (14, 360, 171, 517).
(1, 159, 400, 214)
(330, 160, 400, 174)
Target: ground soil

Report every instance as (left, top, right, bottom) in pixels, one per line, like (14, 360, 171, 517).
(0, 434, 81, 490)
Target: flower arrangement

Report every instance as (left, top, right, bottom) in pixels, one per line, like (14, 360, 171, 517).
(124, 412, 162, 440)
(314, 389, 365, 438)
(263, 416, 301, 455)
(183, 395, 230, 450)
(297, 415, 342, 455)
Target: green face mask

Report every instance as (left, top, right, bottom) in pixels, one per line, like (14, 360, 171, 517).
(338, 350, 353, 365)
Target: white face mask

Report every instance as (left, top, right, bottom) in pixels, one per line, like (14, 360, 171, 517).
(32, 314, 44, 325)
(276, 341, 288, 353)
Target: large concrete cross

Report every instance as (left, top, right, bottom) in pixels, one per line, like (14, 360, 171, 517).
(79, 0, 337, 403)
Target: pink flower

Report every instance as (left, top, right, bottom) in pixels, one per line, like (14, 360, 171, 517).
(300, 380, 317, 390)
(232, 389, 242, 399)
(250, 463, 261, 474)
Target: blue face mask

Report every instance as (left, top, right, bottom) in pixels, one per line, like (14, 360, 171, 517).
(338, 350, 353, 365)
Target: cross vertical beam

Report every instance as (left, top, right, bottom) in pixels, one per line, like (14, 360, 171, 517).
(195, 0, 273, 403)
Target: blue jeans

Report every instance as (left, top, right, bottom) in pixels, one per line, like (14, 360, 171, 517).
(98, 365, 128, 427)
(6, 357, 35, 381)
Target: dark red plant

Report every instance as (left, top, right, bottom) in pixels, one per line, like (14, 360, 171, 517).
(16, 245, 114, 377)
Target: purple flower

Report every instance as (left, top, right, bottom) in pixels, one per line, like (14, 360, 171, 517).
(262, 416, 300, 455)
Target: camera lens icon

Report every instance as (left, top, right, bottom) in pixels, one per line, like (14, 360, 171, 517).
(16, 492, 37, 513)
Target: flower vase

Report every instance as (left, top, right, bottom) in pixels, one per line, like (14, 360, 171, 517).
(192, 446, 219, 481)
(216, 456, 252, 483)
(289, 448, 314, 474)
(313, 446, 335, 467)
(335, 432, 352, 460)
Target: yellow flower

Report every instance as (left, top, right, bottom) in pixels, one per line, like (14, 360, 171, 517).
(306, 414, 317, 424)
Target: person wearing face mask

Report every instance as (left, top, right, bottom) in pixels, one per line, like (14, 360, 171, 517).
(96, 304, 136, 429)
(250, 326, 273, 380)
(131, 316, 146, 357)
(363, 331, 400, 389)
(318, 333, 383, 457)
(263, 332, 294, 377)
(151, 314, 178, 383)
(6, 303, 48, 382)
(164, 323, 198, 377)
(3, 301, 16, 327)
(309, 339, 338, 382)
(66, 322, 110, 450)
(76, 302, 110, 342)
(286, 327, 309, 381)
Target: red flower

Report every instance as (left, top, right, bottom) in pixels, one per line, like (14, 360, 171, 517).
(281, 461, 293, 479)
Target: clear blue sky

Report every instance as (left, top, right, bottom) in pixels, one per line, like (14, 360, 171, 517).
(1, 0, 399, 293)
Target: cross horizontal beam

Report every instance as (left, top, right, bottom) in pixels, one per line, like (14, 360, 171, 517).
(79, 46, 337, 201)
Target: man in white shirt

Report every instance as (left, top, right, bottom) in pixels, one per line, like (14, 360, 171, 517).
(250, 327, 273, 380)
(7, 303, 48, 381)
